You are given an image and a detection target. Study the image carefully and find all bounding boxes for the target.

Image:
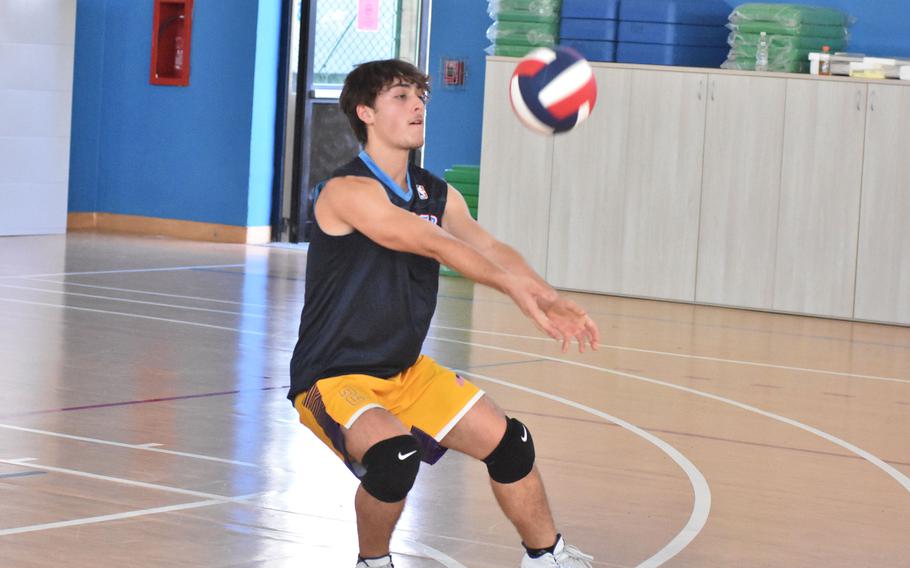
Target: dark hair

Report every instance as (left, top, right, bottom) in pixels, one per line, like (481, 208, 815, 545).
(339, 59, 430, 145)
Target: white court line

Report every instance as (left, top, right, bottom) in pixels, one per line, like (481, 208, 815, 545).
(8, 275, 899, 385)
(0, 424, 258, 467)
(0, 297, 271, 337)
(428, 334, 910, 496)
(0, 497, 253, 537)
(0, 263, 247, 280)
(0, 463, 462, 566)
(23, 278, 271, 308)
(430, 324, 910, 385)
(0, 458, 262, 501)
(397, 538, 469, 568)
(457, 369, 710, 568)
(0, 283, 267, 318)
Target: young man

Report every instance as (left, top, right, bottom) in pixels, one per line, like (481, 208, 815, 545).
(289, 59, 600, 568)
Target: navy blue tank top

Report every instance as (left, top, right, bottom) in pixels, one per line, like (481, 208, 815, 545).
(288, 155, 448, 400)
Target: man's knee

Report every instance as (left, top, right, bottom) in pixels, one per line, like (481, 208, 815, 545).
(483, 417, 535, 483)
(360, 435, 421, 503)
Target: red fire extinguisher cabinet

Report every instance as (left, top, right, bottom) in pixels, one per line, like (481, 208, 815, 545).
(150, 0, 194, 86)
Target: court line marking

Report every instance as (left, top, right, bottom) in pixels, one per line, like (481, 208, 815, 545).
(4, 280, 901, 385)
(430, 324, 910, 385)
(0, 263, 247, 280)
(427, 334, 910, 497)
(0, 486, 462, 568)
(2, 283, 900, 563)
(22, 278, 272, 308)
(4, 300, 903, 487)
(0, 283, 267, 318)
(0, 497, 252, 537)
(0, 385, 289, 420)
(0, 458, 263, 501)
(397, 538, 469, 568)
(0, 463, 462, 567)
(0, 424, 258, 467)
(11, 259, 900, 353)
(0, 297, 271, 337)
(457, 369, 710, 568)
(0, 471, 45, 480)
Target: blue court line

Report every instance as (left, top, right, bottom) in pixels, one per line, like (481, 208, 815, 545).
(0, 471, 46, 480)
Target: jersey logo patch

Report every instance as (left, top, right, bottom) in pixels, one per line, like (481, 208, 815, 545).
(419, 214, 439, 225)
(416, 184, 428, 200)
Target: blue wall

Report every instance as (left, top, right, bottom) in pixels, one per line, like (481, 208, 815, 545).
(69, 0, 105, 213)
(69, 0, 279, 227)
(69, 1, 910, 228)
(423, 0, 489, 177)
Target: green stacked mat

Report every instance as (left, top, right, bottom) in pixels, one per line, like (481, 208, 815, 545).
(440, 165, 481, 277)
(486, 0, 561, 58)
(720, 3, 851, 73)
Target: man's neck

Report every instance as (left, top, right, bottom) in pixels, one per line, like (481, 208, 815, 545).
(362, 144, 410, 188)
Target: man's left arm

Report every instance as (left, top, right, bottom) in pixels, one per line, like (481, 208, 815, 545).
(442, 185, 599, 352)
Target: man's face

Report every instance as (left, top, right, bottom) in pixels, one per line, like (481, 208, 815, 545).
(359, 80, 427, 150)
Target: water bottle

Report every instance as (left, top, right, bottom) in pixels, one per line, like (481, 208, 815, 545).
(755, 32, 769, 72)
(819, 45, 832, 76)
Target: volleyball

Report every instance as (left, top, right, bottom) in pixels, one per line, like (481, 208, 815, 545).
(509, 46, 597, 135)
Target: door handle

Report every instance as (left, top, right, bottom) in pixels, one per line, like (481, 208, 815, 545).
(697, 79, 704, 100)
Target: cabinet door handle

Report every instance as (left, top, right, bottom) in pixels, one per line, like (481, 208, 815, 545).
(870, 90, 876, 111)
(698, 79, 704, 100)
(856, 90, 862, 111)
(710, 80, 716, 101)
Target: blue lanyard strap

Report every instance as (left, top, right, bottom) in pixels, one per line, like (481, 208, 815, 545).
(358, 150, 413, 202)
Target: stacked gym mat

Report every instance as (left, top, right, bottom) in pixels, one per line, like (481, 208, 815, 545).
(444, 165, 480, 221)
(616, 0, 731, 67)
(558, 0, 620, 62)
(558, 0, 731, 67)
(440, 165, 480, 277)
(721, 4, 851, 73)
(486, 0, 563, 58)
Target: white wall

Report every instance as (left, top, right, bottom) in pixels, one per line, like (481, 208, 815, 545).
(0, 0, 75, 236)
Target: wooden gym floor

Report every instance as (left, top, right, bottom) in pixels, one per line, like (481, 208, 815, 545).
(0, 233, 908, 567)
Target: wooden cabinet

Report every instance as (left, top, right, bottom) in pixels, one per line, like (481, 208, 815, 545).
(773, 80, 867, 318)
(479, 57, 910, 325)
(548, 69, 706, 302)
(854, 85, 910, 325)
(478, 60, 554, 276)
(616, 69, 707, 301)
(696, 75, 787, 309)
(547, 67, 633, 293)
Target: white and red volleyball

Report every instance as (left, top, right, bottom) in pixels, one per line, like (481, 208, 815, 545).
(509, 46, 597, 135)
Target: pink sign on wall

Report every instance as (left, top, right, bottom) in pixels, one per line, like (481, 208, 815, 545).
(357, 0, 380, 32)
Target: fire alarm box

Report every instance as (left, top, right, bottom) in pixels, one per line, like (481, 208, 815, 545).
(150, 0, 194, 86)
(442, 59, 466, 87)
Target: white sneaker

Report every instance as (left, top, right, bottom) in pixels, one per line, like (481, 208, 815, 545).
(521, 536, 594, 567)
(356, 554, 393, 567)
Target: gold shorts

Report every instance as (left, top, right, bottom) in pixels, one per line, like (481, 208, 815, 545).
(294, 355, 484, 475)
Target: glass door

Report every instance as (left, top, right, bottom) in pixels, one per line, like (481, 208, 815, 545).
(277, 0, 429, 242)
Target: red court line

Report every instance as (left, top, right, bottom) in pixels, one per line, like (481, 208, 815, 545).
(0, 385, 291, 419)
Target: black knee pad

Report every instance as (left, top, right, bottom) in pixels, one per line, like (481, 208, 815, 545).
(360, 435, 421, 503)
(483, 417, 535, 484)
